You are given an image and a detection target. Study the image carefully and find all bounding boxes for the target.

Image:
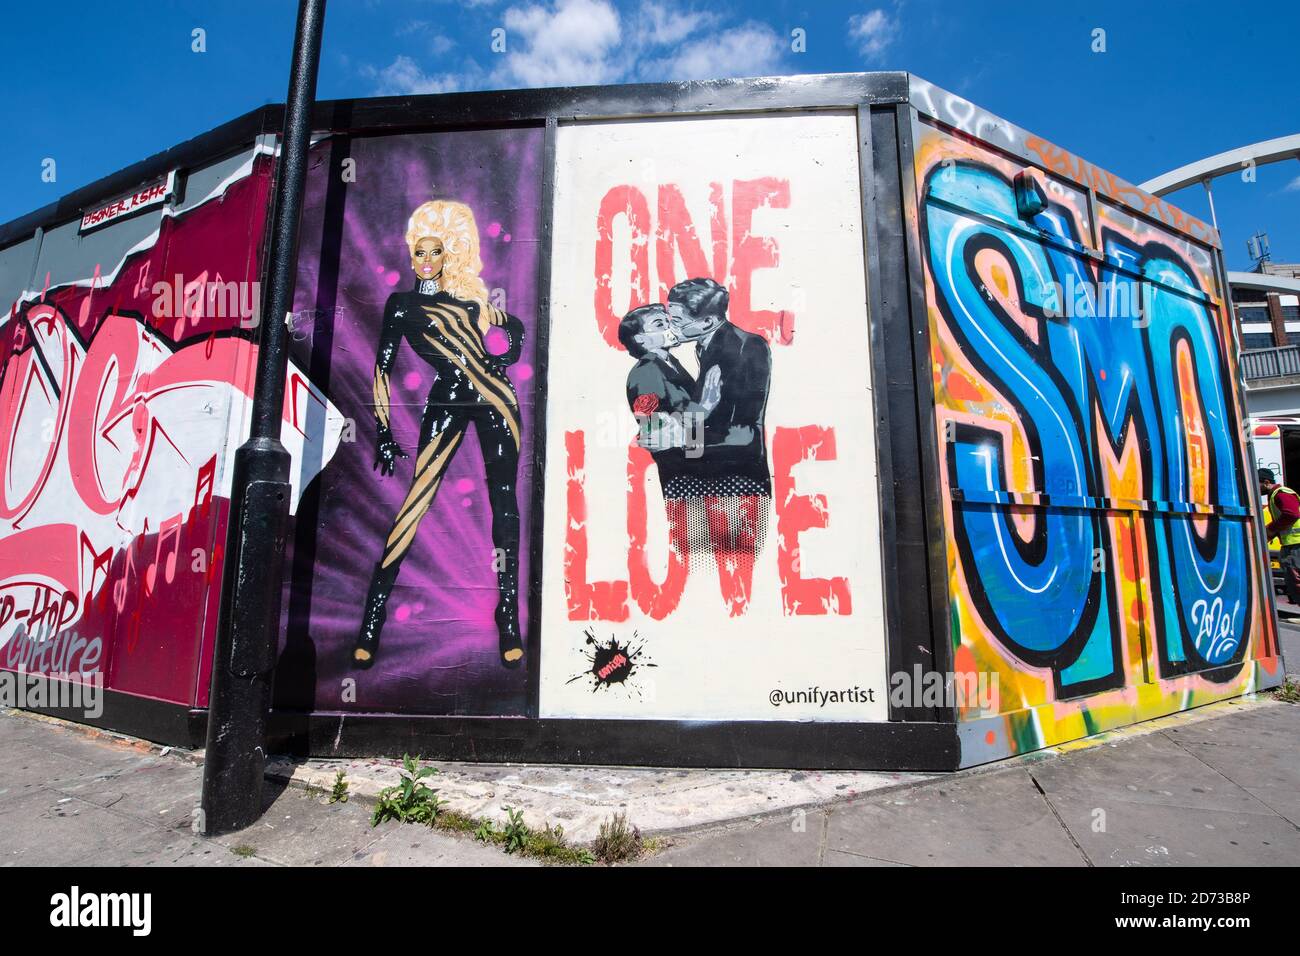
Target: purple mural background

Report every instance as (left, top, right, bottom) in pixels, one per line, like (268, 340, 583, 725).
(275, 127, 543, 716)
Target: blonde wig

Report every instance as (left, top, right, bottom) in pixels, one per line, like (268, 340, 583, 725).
(404, 200, 491, 308)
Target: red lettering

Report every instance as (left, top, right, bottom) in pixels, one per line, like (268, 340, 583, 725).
(67, 315, 144, 515)
(596, 178, 793, 349)
(0, 306, 69, 521)
(655, 183, 726, 300)
(627, 444, 687, 619)
(594, 185, 652, 350)
(597, 653, 628, 679)
(564, 430, 629, 621)
(773, 425, 850, 616)
(729, 177, 791, 343)
(703, 494, 762, 617)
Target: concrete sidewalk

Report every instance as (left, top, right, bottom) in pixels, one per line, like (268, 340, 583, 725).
(1, 694, 1297, 867)
(646, 700, 1300, 867)
(0, 711, 532, 867)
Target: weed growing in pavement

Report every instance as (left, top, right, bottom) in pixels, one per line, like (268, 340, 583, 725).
(1276, 676, 1300, 703)
(328, 770, 349, 804)
(371, 755, 444, 825)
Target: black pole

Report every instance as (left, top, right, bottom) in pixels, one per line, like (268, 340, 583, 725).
(201, 0, 326, 836)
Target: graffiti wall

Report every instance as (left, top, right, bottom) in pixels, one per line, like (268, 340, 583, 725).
(276, 128, 543, 716)
(0, 77, 1276, 765)
(911, 117, 1280, 761)
(0, 145, 340, 707)
(538, 112, 889, 720)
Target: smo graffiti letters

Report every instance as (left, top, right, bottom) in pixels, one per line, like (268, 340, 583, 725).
(921, 144, 1261, 707)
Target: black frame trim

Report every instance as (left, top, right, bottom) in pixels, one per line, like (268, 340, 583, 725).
(524, 116, 559, 718)
(14, 686, 207, 750)
(263, 712, 958, 770)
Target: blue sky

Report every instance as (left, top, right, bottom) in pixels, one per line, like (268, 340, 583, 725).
(1, 0, 1296, 269)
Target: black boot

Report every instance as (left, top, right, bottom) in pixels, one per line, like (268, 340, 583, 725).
(353, 561, 398, 669)
(496, 559, 523, 668)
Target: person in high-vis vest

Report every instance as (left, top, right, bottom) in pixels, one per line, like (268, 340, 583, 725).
(1259, 468, 1300, 606)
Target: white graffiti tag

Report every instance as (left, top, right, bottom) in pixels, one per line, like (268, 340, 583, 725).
(1190, 597, 1240, 662)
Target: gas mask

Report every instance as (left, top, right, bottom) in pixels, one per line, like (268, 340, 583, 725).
(638, 327, 680, 352)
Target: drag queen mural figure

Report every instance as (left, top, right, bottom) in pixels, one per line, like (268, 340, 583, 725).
(353, 200, 526, 670)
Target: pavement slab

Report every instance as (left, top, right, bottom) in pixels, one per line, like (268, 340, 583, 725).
(43, 757, 205, 834)
(644, 813, 829, 867)
(208, 785, 392, 866)
(822, 768, 1089, 866)
(0, 741, 90, 795)
(821, 849, 909, 867)
(117, 833, 279, 867)
(0, 790, 174, 867)
(1027, 734, 1280, 817)
(1036, 790, 1300, 866)
(348, 822, 539, 866)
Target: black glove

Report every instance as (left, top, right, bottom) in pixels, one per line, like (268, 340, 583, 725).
(374, 424, 408, 476)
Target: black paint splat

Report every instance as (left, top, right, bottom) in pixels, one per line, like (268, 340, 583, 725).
(566, 628, 655, 695)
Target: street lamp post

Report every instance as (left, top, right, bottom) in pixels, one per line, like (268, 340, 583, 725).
(200, 0, 327, 836)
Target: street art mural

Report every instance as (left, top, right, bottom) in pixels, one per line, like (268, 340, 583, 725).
(0, 149, 342, 706)
(913, 120, 1280, 761)
(0, 76, 1278, 766)
(538, 112, 889, 721)
(276, 128, 542, 716)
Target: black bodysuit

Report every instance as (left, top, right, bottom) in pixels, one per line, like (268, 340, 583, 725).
(355, 279, 526, 667)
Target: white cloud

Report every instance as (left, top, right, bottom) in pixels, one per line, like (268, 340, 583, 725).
(365, 0, 790, 94)
(848, 7, 899, 61)
(396, 19, 457, 55)
(361, 55, 469, 96)
(642, 22, 785, 82)
(496, 0, 623, 88)
(632, 1, 720, 48)
(1285, 175, 1300, 193)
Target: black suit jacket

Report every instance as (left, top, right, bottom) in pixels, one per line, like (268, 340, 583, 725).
(687, 321, 771, 492)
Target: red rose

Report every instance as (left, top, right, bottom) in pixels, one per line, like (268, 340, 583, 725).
(633, 393, 659, 416)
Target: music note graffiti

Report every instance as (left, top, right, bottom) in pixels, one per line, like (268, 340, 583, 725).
(80, 530, 114, 611)
(113, 534, 138, 613)
(194, 455, 216, 520)
(132, 259, 152, 299)
(144, 513, 183, 595)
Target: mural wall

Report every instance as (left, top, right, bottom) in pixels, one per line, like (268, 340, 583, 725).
(538, 112, 889, 721)
(0, 84, 1276, 764)
(0, 145, 340, 707)
(276, 128, 543, 717)
(911, 118, 1280, 761)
